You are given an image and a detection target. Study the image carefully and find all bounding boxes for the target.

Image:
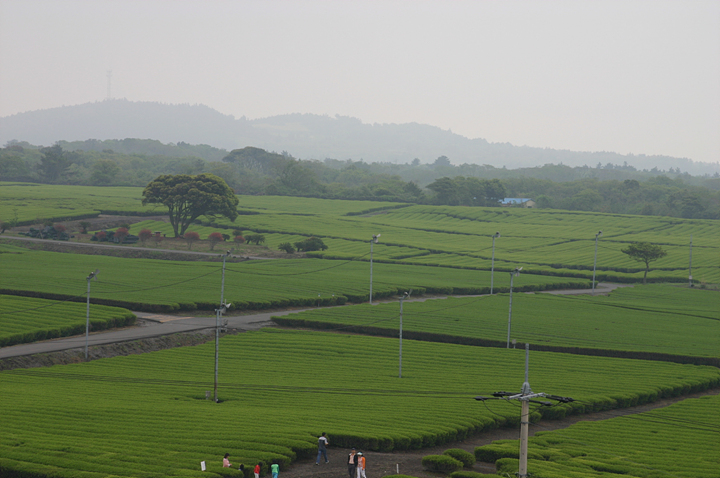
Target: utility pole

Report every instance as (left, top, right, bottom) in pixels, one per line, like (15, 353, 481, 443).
(592, 231, 602, 295)
(490, 232, 500, 294)
(689, 234, 693, 287)
(106, 70, 112, 100)
(214, 251, 232, 403)
(85, 269, 99, 360)
(475, 344, 574, 478)
(398, 290, 410, 378)
(369, 234, 380, 304)
(507, 267, 522, 348)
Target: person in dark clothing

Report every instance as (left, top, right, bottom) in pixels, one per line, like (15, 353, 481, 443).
(315, 432, 329, 464)
(347, 448, 358, 478)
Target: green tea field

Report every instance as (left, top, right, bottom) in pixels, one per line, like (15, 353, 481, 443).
(476, 394, 720, 478)
(0, 295, 135, 347)
(1, 329, 717, 478)
(0, 243, 590, 312)
(274, 284, 720, 362)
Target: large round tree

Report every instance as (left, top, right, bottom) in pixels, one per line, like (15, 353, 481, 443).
(142, 173, 239, 237)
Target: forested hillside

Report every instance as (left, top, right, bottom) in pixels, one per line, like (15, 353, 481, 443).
(1, 142, 718, 219)
(2, 99, 718, 174)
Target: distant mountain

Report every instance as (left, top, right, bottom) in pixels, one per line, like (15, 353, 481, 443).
(1, 99, 717, 174)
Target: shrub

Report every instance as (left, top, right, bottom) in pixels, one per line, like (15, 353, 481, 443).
(449, 471, 486, 478)
(443, 449, 475, 468)
(245, 233, 266, 245)
(114, 227, 129, 244)
(138, 229, 152, 245)
(294, 236, 328, 252)
(184, 231, 200, 250)
(421, 455, 463, 473)
(278, 242, 295, 254)
(95, 231, 107, 242)
(152, 234, 164, 247)
(79, 221, 91, 234)
(53, 223, 66, 234)
(208, 232, 224, 250)
(234, 235, 245, 245)
(222, 233, 231, 241)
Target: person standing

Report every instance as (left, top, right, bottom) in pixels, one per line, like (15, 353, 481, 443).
(223, 453, 232, 468)
(254, 462, 261, 478)
(347, 448, 358, 478)
(271, 462, 279, 478)
(356, 452, 366, 478)
(315, 432, 329, 464)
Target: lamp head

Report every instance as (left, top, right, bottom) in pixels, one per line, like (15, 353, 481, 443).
(373, 233, 381, 243)
(494, 232, 500, 238)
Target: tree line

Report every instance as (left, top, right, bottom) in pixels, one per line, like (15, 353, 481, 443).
(1, 141, 718, 219)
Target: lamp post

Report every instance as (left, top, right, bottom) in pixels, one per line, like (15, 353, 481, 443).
(398, 291, 410, 378)
(85, 269, 99, 360)
(490, 232, 500, 294)
(506, 267, 522, 348)
(689, 234, 693, 287)
(214, 250, 232, 403)
(369, 234, 381, 304)
(592, 231, 602, 295)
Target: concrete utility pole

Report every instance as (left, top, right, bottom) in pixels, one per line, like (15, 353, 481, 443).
(689, 235, 693, 287)
(490, 232, 500, 294)
(398, 291, 410, 378)
(214, 251, 232, 403)
(475, 344, 574, 478)
(85, 269, 99, 360)
(369, 234, 380, 304)
(592, 231, 602, 295)
(506, 267, 522, 348)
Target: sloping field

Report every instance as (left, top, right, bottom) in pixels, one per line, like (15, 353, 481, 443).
(0, 295, 135, 347)
(274, 284, 720, 362)
(1, 329, 717, 478)
(3, 183, 717, 283)
(477, 394, 720, 478)
(0, 244, 589, 312)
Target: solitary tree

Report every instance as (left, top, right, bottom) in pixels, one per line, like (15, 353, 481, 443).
(278, 242, 295, 254)
(79, 221, 91, 234)
(141, 173, 239, 237)
(621, 242, 668, 284)
(245, 233, 266, 245)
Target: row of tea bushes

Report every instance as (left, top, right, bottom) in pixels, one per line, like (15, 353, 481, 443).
(0, 295, 136, 347)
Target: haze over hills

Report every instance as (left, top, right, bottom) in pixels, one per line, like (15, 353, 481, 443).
(1, 99, 717, 175)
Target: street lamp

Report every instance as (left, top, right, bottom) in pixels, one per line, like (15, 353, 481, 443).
(506, 267, 522, 348)
(85, 269, 99, 360)
(398, 290, 411, 378)
(592, 231, 602, 295)
(369, 234, 381, 304)
(490, 232, 500, 294)
(214, 250, 232, 403)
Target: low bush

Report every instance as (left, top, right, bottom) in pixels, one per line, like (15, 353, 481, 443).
(421, 454, 463, 473)
(448, 471, 487, 478)
(443, 449, 475, 468)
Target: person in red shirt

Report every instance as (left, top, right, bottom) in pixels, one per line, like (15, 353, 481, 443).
(254, 462, 262, 478)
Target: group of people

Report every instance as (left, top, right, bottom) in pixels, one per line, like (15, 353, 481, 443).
(315, 433, 367, 478)
(223, 433, 366, 478)
(223, 454, 279, 478)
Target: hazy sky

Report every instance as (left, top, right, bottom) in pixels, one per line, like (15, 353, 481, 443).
(1, 0, 718, 163)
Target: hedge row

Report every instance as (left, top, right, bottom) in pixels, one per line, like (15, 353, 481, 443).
(0, 313, 136, 348)
(421, 455, 463, 473)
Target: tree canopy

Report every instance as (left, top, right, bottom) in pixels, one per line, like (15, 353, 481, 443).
(141, 173, 239, 237)
(621, 242, 668, 284)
